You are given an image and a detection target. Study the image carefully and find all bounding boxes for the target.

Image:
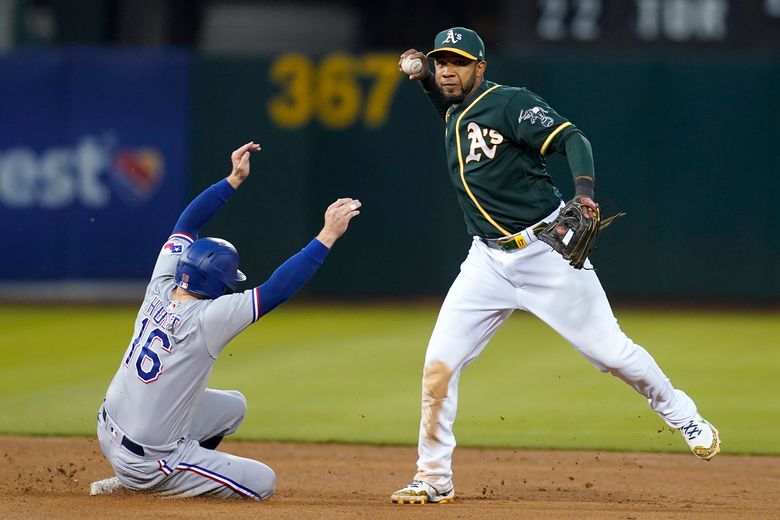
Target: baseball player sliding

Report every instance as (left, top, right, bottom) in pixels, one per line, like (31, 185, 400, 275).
(391, 27, 720, 505)
(94, 142, 360, 499)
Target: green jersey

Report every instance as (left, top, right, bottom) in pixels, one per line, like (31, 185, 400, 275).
(433, 80, 579, 239)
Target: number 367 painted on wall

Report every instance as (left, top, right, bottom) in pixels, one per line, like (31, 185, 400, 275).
(268, 53, 404, 130)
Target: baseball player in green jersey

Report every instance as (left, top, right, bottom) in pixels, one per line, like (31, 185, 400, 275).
(390, 27, 720, 505)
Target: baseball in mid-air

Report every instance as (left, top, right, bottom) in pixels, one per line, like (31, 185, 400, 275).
(401, 56, 423, 75)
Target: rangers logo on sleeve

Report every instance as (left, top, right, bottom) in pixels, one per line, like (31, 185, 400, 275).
(162, 241, 183, 255)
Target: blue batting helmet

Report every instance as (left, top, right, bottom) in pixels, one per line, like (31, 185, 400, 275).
(174, 237, 246, 299)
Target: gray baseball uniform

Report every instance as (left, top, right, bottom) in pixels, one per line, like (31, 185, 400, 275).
(95, 146, 357, 500)
(97, 231, 274, 499)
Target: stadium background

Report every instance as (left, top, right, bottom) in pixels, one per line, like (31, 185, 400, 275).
(0, 0, 778, 460)
(1, 0, 778, 303)
(1, 5, 779, 518)
(0, 5, 780, 519)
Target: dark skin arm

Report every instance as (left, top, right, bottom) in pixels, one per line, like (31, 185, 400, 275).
(398, 49, 451, 120)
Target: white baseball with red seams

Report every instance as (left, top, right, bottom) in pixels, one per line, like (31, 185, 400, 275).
(401, 56, 423, 75)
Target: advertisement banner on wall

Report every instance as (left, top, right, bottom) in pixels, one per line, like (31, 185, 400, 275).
(0, 49, 191, 285)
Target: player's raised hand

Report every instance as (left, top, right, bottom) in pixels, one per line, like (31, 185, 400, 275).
(227, 141, 262, 189)
(316, 198, 362, 248)
(399, 49, 430, 81)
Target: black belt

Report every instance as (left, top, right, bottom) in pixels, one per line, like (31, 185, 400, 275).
(482, 222, 547, 252)
(102, 407, 145, 456)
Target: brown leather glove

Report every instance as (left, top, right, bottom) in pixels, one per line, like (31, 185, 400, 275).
(537, 199, 625, 269)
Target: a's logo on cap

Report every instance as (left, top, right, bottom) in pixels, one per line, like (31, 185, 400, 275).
(181, 273, 190, 289)
(442, 29, 462, 44)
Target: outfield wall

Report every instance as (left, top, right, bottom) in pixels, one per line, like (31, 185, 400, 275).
(1, 49, 777, 301)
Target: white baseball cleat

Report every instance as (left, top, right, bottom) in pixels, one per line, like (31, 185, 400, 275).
(679, 414, 721, 461)
(90, 476, 125, 496)
(390, 480, 455, 504)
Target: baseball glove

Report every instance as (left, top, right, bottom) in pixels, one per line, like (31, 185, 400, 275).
(537, 199, 625, 269)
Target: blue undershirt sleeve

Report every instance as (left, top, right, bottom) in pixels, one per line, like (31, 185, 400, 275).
(257, 239, 330, 316)
(172, 179, 236, 238)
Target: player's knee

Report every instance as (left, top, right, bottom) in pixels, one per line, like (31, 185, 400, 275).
(580, 330, 635, 373)
(224, 390, 247, 408)
(235, 391, 248, 415)
(266, 467, 277, 496)
(595, 340, 647, 380)
(224, 390, 247, 419)
(422, 360, 452, 401)
(217, 391, 248, 436)
(250, 463, 276, 500)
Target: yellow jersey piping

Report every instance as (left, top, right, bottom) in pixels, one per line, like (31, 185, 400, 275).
(540, 121, 572, 155)
(454, 84, 511, 236)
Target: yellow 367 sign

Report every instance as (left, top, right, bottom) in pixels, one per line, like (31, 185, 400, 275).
(268, 53, 404, 130)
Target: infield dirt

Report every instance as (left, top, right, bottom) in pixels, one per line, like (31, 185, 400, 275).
(1, 436, 778, 519)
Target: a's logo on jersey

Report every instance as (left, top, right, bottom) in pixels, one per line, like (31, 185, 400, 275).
(162, 241, 183, 255)
(465, 122, 504, 164)
(442, 30, 463, 44)
(519, 107, 555, 128)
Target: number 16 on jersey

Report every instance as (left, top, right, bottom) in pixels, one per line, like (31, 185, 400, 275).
(124, 318, 171, 383)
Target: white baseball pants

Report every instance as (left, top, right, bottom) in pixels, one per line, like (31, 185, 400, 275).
(414, 237, 698, 491)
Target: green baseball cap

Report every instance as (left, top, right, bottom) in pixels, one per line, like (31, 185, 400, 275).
(428, 27, 485, 61)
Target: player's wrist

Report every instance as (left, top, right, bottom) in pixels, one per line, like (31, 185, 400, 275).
(305, 238, 331, 262)
(574, 176, 595, 200)
(315, 230, 337, 249)
(225, 174, 245, 190)
(419, 73, 437, 93)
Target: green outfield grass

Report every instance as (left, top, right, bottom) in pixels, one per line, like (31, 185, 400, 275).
(0, 304, 777, 455)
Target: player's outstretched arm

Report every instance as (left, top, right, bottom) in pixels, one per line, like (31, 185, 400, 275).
(255, 198, 361, 317)
(399, 48, 449, 120)
(315, 198, 361, 248)
(226, 142, 261, 189)
(562, 133, 598, 218)
(399, 49, 431, 81)
(172, 142, 261, 238)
